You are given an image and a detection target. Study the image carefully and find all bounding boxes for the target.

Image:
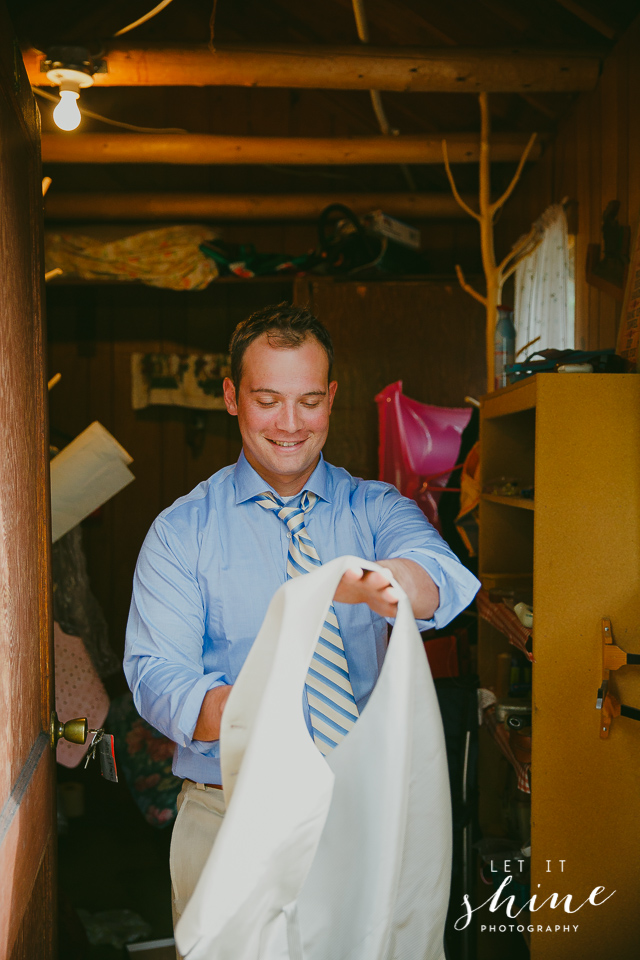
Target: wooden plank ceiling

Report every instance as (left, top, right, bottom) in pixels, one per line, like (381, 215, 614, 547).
(7, 0, 640, 223)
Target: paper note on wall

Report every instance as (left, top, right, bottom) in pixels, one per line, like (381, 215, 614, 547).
(50, 421, 135, 543)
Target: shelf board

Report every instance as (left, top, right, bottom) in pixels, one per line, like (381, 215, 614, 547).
(481, 373, 537, 418)
(481, 493, 535, 511)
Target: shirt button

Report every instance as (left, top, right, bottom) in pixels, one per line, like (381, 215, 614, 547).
(287, 533, 292, 540)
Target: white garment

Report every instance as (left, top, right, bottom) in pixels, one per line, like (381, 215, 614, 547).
(514, 203, 575, 355)
(176, 555, 452, 960)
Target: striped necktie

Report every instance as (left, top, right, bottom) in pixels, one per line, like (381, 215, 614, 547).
(253, 490, 359, 754)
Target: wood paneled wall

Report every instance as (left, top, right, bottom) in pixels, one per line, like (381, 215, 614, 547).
(48, 277, 484, 667)
(47, 281, 291, 670)
(496, 14, 640, 352)
(294, 278, 486, 480)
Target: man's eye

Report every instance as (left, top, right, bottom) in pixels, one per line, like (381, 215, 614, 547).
(258, 400, 276, 407)
(303, 401, 321, 408)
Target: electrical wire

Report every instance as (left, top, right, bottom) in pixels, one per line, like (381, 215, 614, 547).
(209, 0, 219, 50)
(113, 0, 175, 37)
(351, 0, 416, 191)
(33, 87, 187, 134)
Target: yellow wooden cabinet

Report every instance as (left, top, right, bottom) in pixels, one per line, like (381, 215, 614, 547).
(478, 373, 640, 960)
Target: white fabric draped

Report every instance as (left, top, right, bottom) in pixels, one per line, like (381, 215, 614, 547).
(176, 554, 452, 960)
(514, 203, 575, 355)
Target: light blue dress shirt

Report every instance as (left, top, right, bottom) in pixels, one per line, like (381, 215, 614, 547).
(124, 451, 480, 784)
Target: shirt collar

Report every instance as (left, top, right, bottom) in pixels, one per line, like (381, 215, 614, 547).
(234, 449, 332, 505)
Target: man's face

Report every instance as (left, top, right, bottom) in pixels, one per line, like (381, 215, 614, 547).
(223, 333, 337, 493)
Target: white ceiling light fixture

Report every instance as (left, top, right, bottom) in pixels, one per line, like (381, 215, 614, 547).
(51, 75, 89, 131)
(43, 47, 103, 132)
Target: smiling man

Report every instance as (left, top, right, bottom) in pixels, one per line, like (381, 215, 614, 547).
(124, 302, 479, 937)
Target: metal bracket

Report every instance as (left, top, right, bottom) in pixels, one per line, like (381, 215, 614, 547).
(596, 618, 640, 738)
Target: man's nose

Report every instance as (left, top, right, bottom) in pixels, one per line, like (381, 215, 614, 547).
(275, 402, 302, 433)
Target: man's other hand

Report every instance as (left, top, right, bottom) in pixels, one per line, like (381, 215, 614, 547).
(334, 559, 439, 620)
(334, 567, 400, 618)
(194, 684, 233, 741)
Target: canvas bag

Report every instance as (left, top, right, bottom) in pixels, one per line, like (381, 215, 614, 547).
(176, 555, 452, 960)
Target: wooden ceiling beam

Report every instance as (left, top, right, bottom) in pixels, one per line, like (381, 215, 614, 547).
(43, 192, 477, 221)
(519, 93, 560, 120)
(40, 132, 542, 165)
(24, 43, 602, 92)
(552, 1, 616, 40)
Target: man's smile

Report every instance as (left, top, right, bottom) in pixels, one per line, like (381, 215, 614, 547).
(267, 438, 307, 447)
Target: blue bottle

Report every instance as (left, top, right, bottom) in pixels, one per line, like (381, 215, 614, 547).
(494, 307, 516, 390)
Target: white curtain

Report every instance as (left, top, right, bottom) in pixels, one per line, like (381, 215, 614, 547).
(514, 204, 575, 355)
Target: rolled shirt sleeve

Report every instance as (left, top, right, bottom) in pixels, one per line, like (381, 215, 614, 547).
(124, 517, 226, 750)
(370, 485, 480, 630)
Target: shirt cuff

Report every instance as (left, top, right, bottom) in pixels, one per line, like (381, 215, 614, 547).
(386, 548, 480, 631)
(177, 672, 228, 747)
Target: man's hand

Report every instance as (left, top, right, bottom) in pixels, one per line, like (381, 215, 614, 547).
(334, 567, 401, 618)
(334, 558, 439, 620)
(193, 562, 438, 740)
(193, 684, 233, 741)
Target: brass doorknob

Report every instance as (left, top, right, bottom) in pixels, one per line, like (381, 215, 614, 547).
(50, 711, 88, 748)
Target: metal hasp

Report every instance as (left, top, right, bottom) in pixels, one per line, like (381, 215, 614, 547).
(596, 618, 640, 739)
(50, 711, 88, 748)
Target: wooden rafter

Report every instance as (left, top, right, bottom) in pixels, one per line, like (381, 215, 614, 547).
(520, 94, 560, 120)
(553, 0, 616, 40)
(24, 44, 603, 92)
(43, 191, 477, 221)
(40, 132, 541, 165)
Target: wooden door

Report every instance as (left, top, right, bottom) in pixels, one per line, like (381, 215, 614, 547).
(0, 9, 56, 960)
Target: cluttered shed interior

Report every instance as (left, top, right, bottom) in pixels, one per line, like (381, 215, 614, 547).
(2, 1, 640, 959)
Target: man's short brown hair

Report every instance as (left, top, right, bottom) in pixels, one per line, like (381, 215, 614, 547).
(229, 302, 334, 392)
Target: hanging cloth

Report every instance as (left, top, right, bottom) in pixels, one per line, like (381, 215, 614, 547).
(54, 623, 110, 769)
(176, 555, 452, 960)
(45, 225, 219, 291)
(513, 203, 575, 354)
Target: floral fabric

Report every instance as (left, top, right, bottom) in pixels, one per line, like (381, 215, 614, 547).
(45, 225, 219, 291)
(131, 352, 230, 411)
(107, 694, 181, 829)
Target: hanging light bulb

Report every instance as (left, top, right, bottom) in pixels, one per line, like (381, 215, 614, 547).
(44, 48, 101, 132)
(53, 81, 81, 131)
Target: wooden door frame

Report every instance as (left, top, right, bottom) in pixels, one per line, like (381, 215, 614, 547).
(0, 5, 56, 957)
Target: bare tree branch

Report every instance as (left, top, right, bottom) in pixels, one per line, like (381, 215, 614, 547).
(490, 132, 538, 215)
(455, 264, 487, 305)
(497, 225, 540, 275)
(442, 140, 481, 222)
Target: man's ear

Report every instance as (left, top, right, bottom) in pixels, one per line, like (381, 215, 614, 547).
(223, 377, 238, 416)
(328, 380, 338, 413)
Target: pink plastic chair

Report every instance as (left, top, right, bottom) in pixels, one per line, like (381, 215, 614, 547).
(375, 381, 471, 528)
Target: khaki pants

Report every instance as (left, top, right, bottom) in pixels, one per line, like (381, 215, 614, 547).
(170, 780, 226, 958)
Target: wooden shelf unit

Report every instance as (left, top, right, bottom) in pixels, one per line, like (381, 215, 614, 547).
(478, 373, 640, 960)
(481, 493, 535, 510)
